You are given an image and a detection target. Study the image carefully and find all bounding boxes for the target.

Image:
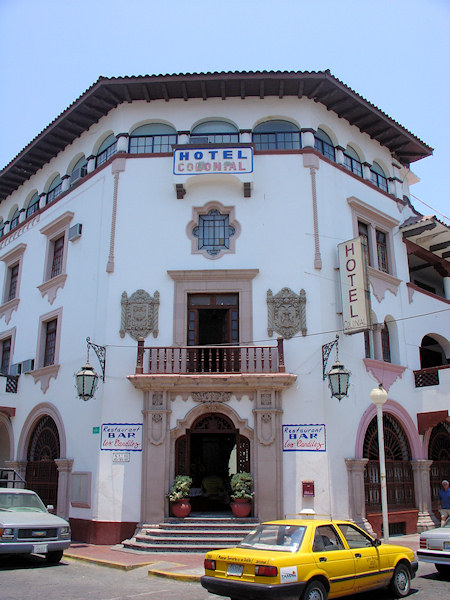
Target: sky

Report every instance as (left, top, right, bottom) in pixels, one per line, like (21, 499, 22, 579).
(0, 0, 448, 224)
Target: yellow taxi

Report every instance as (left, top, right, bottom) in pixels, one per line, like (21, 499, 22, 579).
(201, 518, 417, 599)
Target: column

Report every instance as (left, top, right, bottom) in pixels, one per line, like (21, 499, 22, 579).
(177, 131, 190, 144)
(345, 458, 376, 535)
(301, 128, 315, 148)
(443, 277, 450, 300)
(141, 391, 171, 524)
(303, 153, 322, 269)
(335, 146, 345, 166)
(372, 324, 383, 361)
(5, 460, 27, 482)
(363, 162, 372, 181)
(86, 155, 96, 174)
(61, 174, 70, 192)
(411, 459, 439, 531)
(116, 133, 129, 153)
(55, 458, 74, 519)
(239, 129, 252, 143)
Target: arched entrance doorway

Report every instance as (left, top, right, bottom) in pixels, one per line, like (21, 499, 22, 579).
(363, 413, 416, 535)
(429, 423, 450, 519)
(175, 413, 250, 513)
(25, 416, 60, 507)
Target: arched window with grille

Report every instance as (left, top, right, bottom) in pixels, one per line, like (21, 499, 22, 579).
(96, 134, 117, 167)
(25, 416, 60, 508)
(370, 161, 388, 192)
(190, 120, 239, 145)
(314, 128, 335, 161)
(364, 413, 415, 511)
(129, 123, 177, 153)
(428, 423, 450, 515)
(344, 146, 362, 177)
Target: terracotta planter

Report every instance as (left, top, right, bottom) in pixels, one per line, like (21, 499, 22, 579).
(231, 498, 252, 517)
(171, 498, 191, 518)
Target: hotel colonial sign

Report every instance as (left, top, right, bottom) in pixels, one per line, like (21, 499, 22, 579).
(173, 145, 253, 175)
(338, 237, 370, 334)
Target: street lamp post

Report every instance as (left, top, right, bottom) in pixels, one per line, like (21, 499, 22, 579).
(370, 384, 389, 543)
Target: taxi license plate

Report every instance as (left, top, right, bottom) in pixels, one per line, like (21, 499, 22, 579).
(444, 541, 450, 550)
(33, 543, 48, 553)
(227, 563, 243, 577)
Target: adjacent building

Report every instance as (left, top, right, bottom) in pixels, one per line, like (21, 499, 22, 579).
(0, 70, 448, 544)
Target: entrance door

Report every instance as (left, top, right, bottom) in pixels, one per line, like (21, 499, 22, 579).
(175, 413, 250, 513)
(187, 294, 239, 372)
(25, 416, 60, 508)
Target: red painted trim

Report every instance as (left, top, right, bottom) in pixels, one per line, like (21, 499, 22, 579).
(0, 406, 15, 417)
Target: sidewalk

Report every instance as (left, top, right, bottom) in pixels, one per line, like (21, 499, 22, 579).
(64, 543, 205, 581)
(63, 534, 420, 581)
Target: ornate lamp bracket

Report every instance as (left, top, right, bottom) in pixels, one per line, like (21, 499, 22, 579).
(322, 334, 339, 380)
(87, 337, 106, 382)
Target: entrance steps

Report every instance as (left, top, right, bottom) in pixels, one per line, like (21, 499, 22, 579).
(122, 515, 259, 553)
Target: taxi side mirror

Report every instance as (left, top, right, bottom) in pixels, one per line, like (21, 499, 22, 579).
(372, 538, 382, 547)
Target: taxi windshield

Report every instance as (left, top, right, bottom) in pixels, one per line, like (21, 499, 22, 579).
(239, 524, 306, 552)
(0, 492, 47, 513)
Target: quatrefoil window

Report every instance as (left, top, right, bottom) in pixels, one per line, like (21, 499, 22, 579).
(187, 202, 240, 259)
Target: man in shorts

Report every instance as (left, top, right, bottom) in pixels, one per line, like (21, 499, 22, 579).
(438, 479, 450, 527)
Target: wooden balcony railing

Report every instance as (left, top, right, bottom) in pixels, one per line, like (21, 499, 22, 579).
(413, 364, 450, 387)
(135, 337, 286, 375)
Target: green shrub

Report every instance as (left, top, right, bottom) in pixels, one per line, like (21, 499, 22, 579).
(167, 475, 192, 501)
(230, 472, 254, 500)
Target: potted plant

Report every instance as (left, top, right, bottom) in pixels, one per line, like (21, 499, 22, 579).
(230, 472, 253, 517)
(167, 475, 193, 518)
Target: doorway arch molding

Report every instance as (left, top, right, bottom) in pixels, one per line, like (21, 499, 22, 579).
(0, 411, 14, 461)
(171, 402, 253, 442)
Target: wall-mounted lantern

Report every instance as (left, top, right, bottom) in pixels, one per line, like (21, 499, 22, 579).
(75, 337, 106, 401)
(322, 334, 351, 400)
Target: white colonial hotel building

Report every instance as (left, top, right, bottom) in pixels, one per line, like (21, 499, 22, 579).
(0, 70, 448, 545)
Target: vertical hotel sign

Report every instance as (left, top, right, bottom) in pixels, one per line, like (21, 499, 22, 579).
(338, 237, 370, 334)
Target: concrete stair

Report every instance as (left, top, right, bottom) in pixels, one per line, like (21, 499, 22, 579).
(122, 515, 259, 552)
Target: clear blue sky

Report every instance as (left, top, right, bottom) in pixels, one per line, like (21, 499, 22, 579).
(0, 0, 448, 223)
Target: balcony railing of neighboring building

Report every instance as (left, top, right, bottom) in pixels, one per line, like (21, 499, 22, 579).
(135, 337, 286, 375)
(413, 364, 450, 387)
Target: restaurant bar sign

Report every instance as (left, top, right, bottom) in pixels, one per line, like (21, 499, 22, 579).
(283, 424, 326, 452)
(173, 146, 253, 175)
(338, 237, 370, 335)
(101, 423, 142, 451)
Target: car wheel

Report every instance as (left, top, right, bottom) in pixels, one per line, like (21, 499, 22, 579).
(46, 550, 64, 564)
(389, 562, 411, 597)
(435, 563, 450, 578)
(302, 580, 328, 600)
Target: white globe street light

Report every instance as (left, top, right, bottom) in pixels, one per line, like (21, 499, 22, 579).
(370, 384, 389, 543)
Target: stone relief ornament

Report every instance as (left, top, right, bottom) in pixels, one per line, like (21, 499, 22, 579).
(192, 392, 232, 403)
(267, 287, 307, 339)
(120, 289, 160, 340)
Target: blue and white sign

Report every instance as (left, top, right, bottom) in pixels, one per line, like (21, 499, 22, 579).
(173, 146, 253, 175)
(283, 424, 326, 452)
(101, 423, 143, 451)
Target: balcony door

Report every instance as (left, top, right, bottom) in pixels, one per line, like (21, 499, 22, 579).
(187, 294, 239, 372)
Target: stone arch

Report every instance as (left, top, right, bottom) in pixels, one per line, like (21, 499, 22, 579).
(346, 142, 366, 164)
(92, 130, 116, 156)
(128, 119, 177, 135)
(315, 123, 338, 147)
(17, 403, 66, 460)
(355, 399, 423, 460)
(189, 117, 239, 134)
(171, 402, 253, 442)
(252, 116, 301, 131)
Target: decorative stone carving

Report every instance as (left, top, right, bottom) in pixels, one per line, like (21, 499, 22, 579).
(260, 393, 272, 406)
(152, 393, 163, 407)
(192, 392, 232, 403)
(256, 411, 277, 446)
(120, 289, 159, 340)
(267, 287, 307, 339)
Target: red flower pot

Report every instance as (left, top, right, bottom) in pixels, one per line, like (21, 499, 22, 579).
(231, 498, 252, 517)
(171, 498, 191, 518)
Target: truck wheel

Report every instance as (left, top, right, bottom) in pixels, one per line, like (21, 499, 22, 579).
(46, 550, 63, 564)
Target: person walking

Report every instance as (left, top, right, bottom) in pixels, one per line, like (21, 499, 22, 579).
(438, 479, 450, 527)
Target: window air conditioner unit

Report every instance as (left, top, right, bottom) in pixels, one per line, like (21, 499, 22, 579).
(21, 359, 35, 373)
(70, 165, 87, 185)
(8, 363, 21, 376)
(69, 223, 82, 241)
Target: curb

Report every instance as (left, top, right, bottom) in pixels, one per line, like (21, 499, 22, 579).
(63, 553, 153, 571)
(147, 568, 202, 582)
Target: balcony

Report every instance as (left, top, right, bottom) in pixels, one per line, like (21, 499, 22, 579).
(128, 338, 297, 393)
(414, 364, 450, 387)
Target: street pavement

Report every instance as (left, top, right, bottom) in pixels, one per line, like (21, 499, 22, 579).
(64, 534, 421, 581)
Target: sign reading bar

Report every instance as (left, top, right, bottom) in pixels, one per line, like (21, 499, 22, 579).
(338, 237, 370, 335)
(101, 423, 142, 451)
(283, 424, 326, 452)
(173, 146, 253, 175)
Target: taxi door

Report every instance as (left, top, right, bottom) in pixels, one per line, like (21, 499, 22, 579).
(336, 523, 384, 592)
(312, 525, 355, 595)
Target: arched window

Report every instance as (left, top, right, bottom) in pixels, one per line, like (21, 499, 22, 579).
(419, 335, 447, 368)
(381, 321, 391, 363)
(25, 415, 60, 508)
(429, 423, 450, 511)
(46, 175, 63, 205)
(364, 413, 414, 511)
(96, 134, 117, 167)
(344, 146, 362, 177)
(129, 123, 177, 153)
(70, 157, 87, 185)
(314, 128, 335, 161)
(189, 121, 239, 144)
(9, 209, 20, 231)
(26, 192, 40, 218)
(252, 120, 301, 150)
(370, 161, 388, 192)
